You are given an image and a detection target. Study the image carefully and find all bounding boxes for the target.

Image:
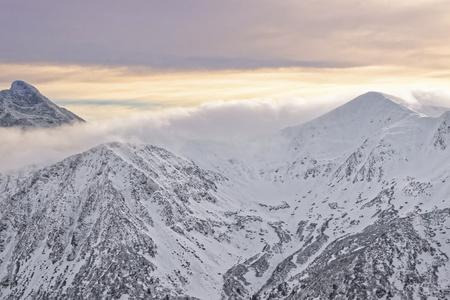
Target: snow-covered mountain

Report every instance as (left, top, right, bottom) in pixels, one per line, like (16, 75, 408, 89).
(0, 81, 84, 128)
(1, 92, 450, 299)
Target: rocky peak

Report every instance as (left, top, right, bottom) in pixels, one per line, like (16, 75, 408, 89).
(10, 80, 41, 96)
(0, 81, 85, 128)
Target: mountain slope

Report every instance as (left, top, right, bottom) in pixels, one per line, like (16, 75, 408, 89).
(270, 209, 450, 300)
(185, 91, 450, 299)
(0, 143, 227, 299)
(0, 81, 84, 128)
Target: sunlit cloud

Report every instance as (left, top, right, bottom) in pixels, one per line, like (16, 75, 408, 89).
(2, 62, 450, 121)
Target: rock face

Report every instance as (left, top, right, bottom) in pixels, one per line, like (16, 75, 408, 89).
(283, 209, 450, 300)
(0, 92, 450, 299)
(0, 81, 84, 128)
(0, 143, 226, 299)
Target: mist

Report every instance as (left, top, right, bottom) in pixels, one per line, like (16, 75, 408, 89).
(1, 88, 449, 171)
(0, 95, 348, 171)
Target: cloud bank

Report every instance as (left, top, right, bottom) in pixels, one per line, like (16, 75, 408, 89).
(0, 96, 346, 171)
(1, 87, 449, 171)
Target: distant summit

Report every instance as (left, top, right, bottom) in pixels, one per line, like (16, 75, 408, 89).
(10, 80, 41, 95)
(0, 81, 84, 128)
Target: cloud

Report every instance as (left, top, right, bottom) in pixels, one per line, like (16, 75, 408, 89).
(1, 0, 450, 70)
(0, 95, 347, 171)
(1, 86, 449, 171)
(410, 86, 450, 108)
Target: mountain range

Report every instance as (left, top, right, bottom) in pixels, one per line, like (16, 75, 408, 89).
(0, 86, 450, 299)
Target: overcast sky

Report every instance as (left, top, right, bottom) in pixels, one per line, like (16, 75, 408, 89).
(2, 0, 450, 69)
(1, 0, 450, 119)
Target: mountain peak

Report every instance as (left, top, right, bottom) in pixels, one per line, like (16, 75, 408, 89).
(283, 91, 422, 158)
(329, 91, 421, 121)
(312, 91, 419, 127)
(0, 81, 85, 128)
(359, 91, 388, 97)
(350, 91, 412, 107)
(10, 80, 41, 95)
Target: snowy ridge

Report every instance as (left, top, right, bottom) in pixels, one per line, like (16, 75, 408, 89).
(1, 92, 450, 299)
(0, 81, 84, 128)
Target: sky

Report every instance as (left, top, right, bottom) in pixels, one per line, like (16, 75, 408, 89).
(1, 0, 450, 120)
